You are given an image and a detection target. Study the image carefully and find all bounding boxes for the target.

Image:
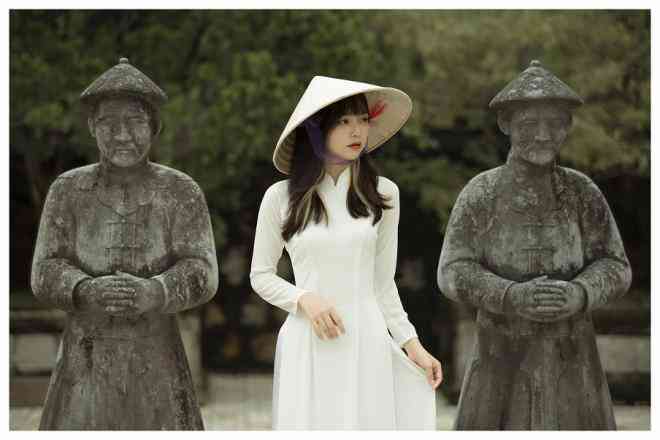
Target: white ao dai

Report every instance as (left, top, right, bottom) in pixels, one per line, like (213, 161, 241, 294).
(250, 169, 435, 429)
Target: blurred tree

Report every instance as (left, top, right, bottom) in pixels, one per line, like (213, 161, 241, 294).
(10, 10, 650, 379)
(370, 10, 650, 227)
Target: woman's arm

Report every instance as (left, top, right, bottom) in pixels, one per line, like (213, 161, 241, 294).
(250, 183, 309, 315)
(374, 179, 417, 347)
(376, 178, 442, 387)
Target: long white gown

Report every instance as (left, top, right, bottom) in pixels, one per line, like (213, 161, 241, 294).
(250, 169, 436, 430)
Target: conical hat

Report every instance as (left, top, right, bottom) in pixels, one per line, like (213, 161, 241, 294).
(489, 60, 583, 110)
(273, 76, 412, 174)
(80, 57, 168, 110)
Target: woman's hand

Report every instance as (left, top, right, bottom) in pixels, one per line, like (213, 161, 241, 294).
(298, 292, 346, 340)
(403, 337, 443, 389)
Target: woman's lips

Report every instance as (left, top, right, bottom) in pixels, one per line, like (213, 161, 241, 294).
(347, 143, 362, 150)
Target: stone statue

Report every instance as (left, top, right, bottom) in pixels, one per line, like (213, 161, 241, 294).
(437, 60, 632, 430)
(30, 58, 219, 430)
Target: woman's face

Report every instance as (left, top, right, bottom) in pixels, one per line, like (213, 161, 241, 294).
(324, 112, 370, 163)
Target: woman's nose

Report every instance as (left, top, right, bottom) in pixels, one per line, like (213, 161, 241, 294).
(350, 122, 361, 136)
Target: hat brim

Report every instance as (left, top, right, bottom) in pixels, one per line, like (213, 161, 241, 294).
(273, 77, 412, 175)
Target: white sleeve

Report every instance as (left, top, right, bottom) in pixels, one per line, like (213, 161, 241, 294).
(250, 183, 308, 315)
(374, 180, 418, 347)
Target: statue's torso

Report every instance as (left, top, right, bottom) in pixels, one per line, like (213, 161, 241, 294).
(56, 162, 194, 338)
(475, 165, 592, 338)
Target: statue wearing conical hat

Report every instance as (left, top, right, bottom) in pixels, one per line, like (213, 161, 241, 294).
(437, 60, 631, 430)
(31, 58, 219, 430)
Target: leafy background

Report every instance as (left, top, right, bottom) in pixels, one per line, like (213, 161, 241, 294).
(10, 10, 650, 395)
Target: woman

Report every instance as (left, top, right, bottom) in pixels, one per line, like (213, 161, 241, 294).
(250, 76, 442, 430)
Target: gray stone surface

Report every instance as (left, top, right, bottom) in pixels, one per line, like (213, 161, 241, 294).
(452, 318, 650, 401)
(30, 57, 219, 430)
(437, 60, 632, 430)
(10, 313, 204, 407)
(9, 373, 650, 431)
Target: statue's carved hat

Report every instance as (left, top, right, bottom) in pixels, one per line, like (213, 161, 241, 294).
(489, 60, 583, 110)
(80, 57, 168, 110)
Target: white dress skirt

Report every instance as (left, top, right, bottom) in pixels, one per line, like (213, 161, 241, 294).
(250, 169, 436, 430)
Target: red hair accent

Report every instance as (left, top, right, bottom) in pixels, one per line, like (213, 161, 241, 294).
(368, 100, 386, 119)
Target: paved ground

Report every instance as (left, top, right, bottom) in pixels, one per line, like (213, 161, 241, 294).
(10, 373, 650, 430)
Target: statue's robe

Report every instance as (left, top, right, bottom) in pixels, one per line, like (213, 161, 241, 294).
(438, 160, 631, 430)
(31, 161, 218, 430)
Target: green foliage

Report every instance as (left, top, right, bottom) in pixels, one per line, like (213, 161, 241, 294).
(382, 10, 650, 181)
(11, 9, 649, 267)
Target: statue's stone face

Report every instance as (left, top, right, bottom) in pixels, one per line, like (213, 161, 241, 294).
(509, 103, 571, 167)
(91, 97, 152, 168)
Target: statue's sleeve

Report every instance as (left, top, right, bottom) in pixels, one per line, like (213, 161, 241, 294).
(437, 177, 515, 314)
(249, 183, 309, 315)
(373, 180, 418, 347)
(31, 177, 92, 311)
(571, 179, 632, 312)
(152, 179, 219, 313)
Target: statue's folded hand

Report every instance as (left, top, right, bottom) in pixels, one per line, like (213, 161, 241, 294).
(506, 276, 566, 322)
(535, 280, 586, 320)
(114, 271, 165, 314)
(74, 275, 134, 314)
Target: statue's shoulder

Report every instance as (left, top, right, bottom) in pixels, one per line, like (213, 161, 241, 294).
(555, 165, 596, 188)
(460, 166, 503, 203)
(54, 164, 99, 191)
(147, 162, 206, 203)
(148, 162, 199, 188)
(148, 162, 195, 183)
(555, 166, 605, 206)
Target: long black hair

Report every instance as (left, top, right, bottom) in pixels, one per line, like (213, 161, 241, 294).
(282, 93, 392, 241)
